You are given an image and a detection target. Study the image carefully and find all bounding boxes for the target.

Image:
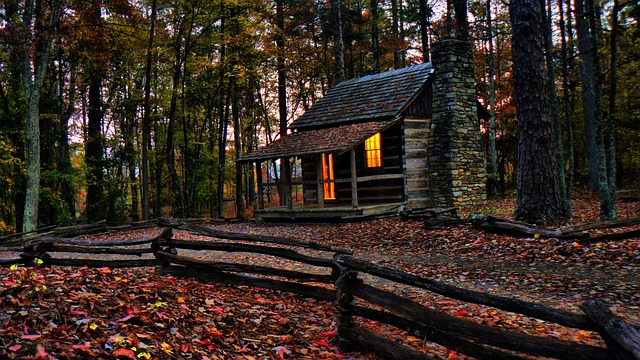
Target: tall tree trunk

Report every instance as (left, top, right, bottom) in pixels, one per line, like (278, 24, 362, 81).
(606, 0, 620, 218)
(511, 0, 568, 224)
(216, 6, 228, 219)
(452, 0, 469, 40)
(86, 41, 105, 222)
(576, 0, 613, 219)
(217, 87, 231, 218)
(21, 0, 61, 232)
(399, 0, 406, 66)
(166, 28, 185, 218)
(142, 0, 157, 220)
(277, 0, 290, 207)
(370, 0, 380, 73)
(558, 0, 575, 200)
(391, 0, 401, 69)
(542, 0, 570, 215)
(332, 0, 345, 83)
(486, 0, 498, 197)
(419, 0, 430, 62)
(574, 0, 599, 190)
(233, 80, 244, 219)
(57, 48, 77, 222)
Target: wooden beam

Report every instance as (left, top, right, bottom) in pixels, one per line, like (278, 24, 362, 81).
(581, 300, 640, 359)
(350, 148, 358, 209)
(316, 156, 324, 208)
(336, 255, 596, 330)
(256, 161, 264, 209)
(284, 158, 293, 209)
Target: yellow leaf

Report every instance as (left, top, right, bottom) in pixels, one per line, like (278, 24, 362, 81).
(161, 342, 173, 354)
(10, 264, 19, 271)
(534, 233, 540, 239)
(137, 352, 151, 359)
(89, 323, 99, 330)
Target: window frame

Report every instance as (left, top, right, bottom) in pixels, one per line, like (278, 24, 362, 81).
(364, 132, 382, 168)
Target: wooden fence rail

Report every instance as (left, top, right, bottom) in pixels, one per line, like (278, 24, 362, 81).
(0, 223, 638, 360)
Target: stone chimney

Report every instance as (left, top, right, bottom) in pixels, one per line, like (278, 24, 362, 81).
(428, 39, 486, 208)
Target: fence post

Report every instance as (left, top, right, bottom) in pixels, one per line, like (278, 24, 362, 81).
(333, 253, 359, 352)
(20, 242, 50, 267)
(152, 228, 175, 267)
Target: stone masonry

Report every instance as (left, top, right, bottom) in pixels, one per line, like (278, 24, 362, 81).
(428, 39, 486, 208)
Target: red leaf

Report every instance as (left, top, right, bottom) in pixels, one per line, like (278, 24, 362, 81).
(313, 339, 330, 347)
(22, 334, 42, 340)
(112, 348, 136, 359)
(320, 330, 337, 337)
(8, 344, 22, 352)
(35, 344, 48, 360)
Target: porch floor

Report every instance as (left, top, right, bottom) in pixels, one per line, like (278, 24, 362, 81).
(254, 203, 403, 222)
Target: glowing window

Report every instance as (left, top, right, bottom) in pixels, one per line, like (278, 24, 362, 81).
(364, 133, 382, 168)
(321, 153, 336, 200)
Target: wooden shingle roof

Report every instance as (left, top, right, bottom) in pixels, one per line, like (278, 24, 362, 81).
(238, 120, 397, 163)
(239, 63, 433, 162)
(290, 63, 433, 130)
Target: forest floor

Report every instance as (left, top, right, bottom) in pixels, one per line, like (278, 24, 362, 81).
(1, 191, 639, 359)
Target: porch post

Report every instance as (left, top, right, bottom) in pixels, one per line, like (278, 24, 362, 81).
(350, 148, 358, 209)
(284, 157, 293, 209)
(256, 161, 264, 210)
(316, 156, 324, 208)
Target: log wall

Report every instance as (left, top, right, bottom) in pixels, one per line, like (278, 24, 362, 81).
(301, 122, 404, 205)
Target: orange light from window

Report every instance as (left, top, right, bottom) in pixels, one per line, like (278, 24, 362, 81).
(322, 153, 336, 200)
(365, 133, 382, 168)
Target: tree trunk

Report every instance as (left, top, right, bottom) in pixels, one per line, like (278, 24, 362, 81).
(419, 0, 430, 63)
(332, 0, 345, 83)
(217, 86, 231, 219)
(511, 0, 569, 224)
(142, 0, 157, 220)
(558, 0, 575, 200)
(391, 0, 401, 69)
(370, 0, 380, 73)
(452, 0, 469, 40)
(606, 0, 620, 219)
(576, 0, 614, 220)
(277, 0, 290, 207)
(86, 48, 105, 222)
(166, 28, 185, 218)
(486, 0, 498, 197)
(542, 0, 570, 216)
(20, 0, 61, 232)
(233, 80, 244, 219)
(574, 0, 598, 191)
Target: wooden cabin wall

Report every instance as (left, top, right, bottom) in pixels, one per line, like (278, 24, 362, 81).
(302, 156, 318, 205)
(301, 123, 404, 205)
(402, 116, 433, 209)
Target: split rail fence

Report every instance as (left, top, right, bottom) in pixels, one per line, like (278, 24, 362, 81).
(1, 219, 639, 360)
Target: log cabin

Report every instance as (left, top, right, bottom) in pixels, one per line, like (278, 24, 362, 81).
(239, 39, 488, 222)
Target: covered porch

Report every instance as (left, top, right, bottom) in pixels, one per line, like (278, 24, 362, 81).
(238, 121, 405, 222)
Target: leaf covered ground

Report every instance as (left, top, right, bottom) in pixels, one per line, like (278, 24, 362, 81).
(1, 192, 639, 359)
